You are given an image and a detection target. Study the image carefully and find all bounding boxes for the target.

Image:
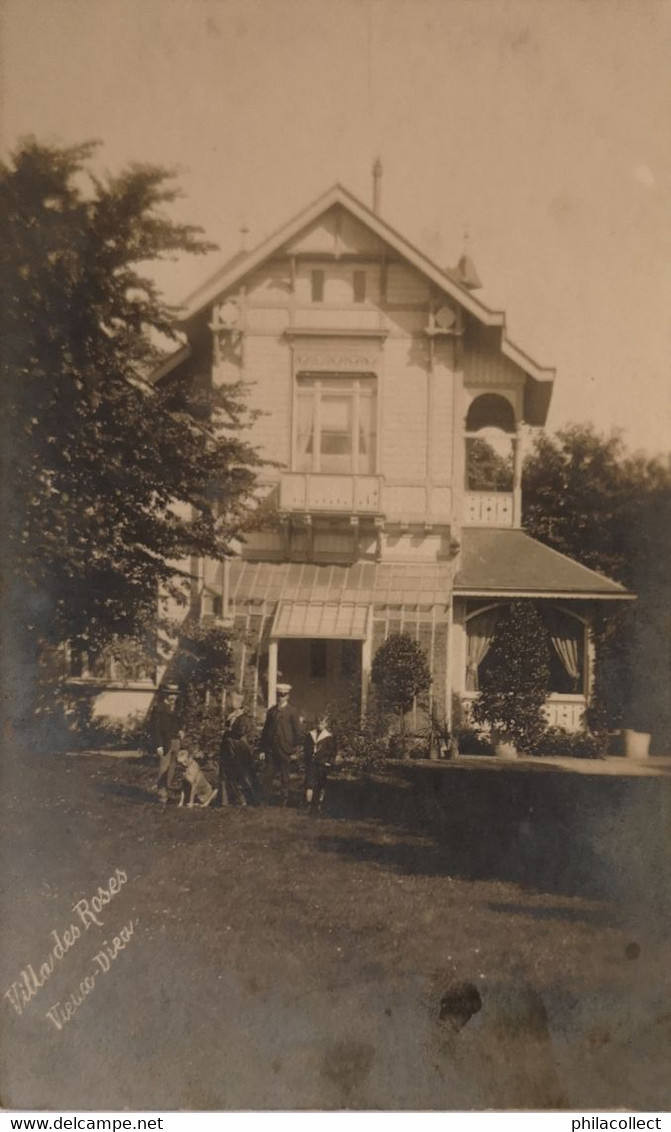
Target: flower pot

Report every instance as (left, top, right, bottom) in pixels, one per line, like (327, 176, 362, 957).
(622, 729, 651, 760)
(492, 735, 517, 760)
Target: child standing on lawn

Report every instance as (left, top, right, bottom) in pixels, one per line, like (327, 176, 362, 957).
(303, 713, 338, 814)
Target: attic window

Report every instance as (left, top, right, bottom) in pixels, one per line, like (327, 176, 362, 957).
(311, 270, 325, 302)
(353, 270, 367, 303)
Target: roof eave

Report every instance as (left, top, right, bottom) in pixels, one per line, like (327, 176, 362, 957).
(453, 587, 635, 600)
(149, 343, 192, 385)
(502, 337, 555, 385)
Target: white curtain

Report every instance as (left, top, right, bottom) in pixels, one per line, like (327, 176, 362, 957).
(547, 611, 581, 687)
(296, 394, 315, 470)
(466, 609, 500, 691)
(358, 393, 376, 474)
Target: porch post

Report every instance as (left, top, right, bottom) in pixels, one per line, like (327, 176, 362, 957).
(445, 599, 453, 731)
(512, 431, 523, 528)
(361, 613, 373, 721)
(586, 621, 595, 701)
(268, 639, 278, 708)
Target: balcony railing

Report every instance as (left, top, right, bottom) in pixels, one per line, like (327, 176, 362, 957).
(463, 491, 516, 527)
(461, 692, 587, 733)
(280, 473, 382, 515)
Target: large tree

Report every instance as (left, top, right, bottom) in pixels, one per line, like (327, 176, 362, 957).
(523, 424, 671, 745)
(1, 140, 262, 711)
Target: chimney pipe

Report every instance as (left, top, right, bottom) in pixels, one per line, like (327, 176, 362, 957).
(372, 158, 383, 214)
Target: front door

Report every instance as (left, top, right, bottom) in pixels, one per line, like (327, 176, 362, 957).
(277, 638, 361, 725)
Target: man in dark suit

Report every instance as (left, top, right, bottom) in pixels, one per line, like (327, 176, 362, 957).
(152, 687, 180, 803)
(259, 683, 303, 805)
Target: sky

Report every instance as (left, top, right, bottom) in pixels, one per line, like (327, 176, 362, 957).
(2, 0, 670, 456)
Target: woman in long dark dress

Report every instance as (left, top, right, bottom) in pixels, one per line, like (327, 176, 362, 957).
(219, 690, 259, 805)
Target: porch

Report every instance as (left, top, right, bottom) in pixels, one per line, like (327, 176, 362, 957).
(460, 691, 587, 733)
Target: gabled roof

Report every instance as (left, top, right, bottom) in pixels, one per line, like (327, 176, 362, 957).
(179, 183, 555, 386)
(454, 529, 633, 599)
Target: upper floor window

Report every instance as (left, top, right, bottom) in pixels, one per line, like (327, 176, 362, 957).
(465, 393, 516, 492)
(353, 270, 367, 303)
(295, 374, 377, 475)
(311, 269, 325, 302)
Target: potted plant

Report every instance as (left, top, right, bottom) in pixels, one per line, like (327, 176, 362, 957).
(371, 633, 432, 758)
(621, 686, 653, 759)
(621, 627, 654, 759)
(471, 601, 550, 757)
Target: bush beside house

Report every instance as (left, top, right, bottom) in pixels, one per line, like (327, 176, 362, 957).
(371, 633, 432, 756)
(471, 602, 551, 754)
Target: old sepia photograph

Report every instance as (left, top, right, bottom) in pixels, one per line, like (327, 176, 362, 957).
(1, 0, 670, 1115)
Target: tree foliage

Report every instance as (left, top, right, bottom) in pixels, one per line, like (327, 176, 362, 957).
(466, 437, 513, 491)
(1, 140, 263, 682)
(523, 424, 671, 742)
(371, 633, 432, 743)
(471, 601, 550, 751)
(170, 623, 234, 754)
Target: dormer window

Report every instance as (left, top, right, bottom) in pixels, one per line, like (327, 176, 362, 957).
(311, 269, 325, 302)
(353, 270, 367, 303)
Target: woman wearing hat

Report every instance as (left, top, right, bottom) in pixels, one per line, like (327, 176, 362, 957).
(259, 684, 303, 805)
(219, 689, 259, 806)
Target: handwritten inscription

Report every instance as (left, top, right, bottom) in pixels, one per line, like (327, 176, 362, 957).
(45, 919, 135, 1031)
(3, 868, 132, 1031)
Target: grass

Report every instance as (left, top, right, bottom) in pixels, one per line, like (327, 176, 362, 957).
(1, 745, 669, 1111)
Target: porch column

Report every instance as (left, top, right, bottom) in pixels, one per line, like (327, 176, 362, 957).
(512, 431, 523, 528)
(361, 613, 373, 721)
(586, 621, 596, 701)
(268, 639, 278, 708)
(451, 599, 467, 725)
(445, 600, 454, 731)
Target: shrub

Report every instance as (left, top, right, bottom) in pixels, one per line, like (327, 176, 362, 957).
(454, 726, 493, 756)
(471, 601, 550, 752)
(371, 633, 432, 753)
(533, 727, 607, 759)
(329, 687, 393, 770)
(171, 623, 234, 755)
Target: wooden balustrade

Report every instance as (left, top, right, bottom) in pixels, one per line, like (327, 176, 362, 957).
(280, 473, 381, 514)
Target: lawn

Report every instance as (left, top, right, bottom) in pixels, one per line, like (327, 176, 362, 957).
(1, 744, 669, 1111)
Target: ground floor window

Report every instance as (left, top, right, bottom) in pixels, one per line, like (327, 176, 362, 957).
(466, 603, 585, 695)
(65, 642, 156, 683)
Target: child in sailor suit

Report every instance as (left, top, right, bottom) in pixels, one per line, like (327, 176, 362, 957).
(303, 715, 337, 813)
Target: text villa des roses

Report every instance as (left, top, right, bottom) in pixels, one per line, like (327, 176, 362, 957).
(4, 868, 135, 1032)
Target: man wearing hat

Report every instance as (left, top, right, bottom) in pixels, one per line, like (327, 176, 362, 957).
(259, 683, 303, 805)
(152, 687, 180, 803)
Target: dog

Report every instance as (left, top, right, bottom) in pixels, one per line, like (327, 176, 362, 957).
(176, 750, 217, 808)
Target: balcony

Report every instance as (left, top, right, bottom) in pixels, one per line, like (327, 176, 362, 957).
(280, 473, 382, 515)
(463, 491, 517, 527)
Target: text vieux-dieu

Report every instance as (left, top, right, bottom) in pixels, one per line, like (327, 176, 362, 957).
(4, 868, 128, 1016)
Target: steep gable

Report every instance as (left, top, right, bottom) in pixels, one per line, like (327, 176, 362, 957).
(281, 205, 385, 257)
(172, 183, 554, 417)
